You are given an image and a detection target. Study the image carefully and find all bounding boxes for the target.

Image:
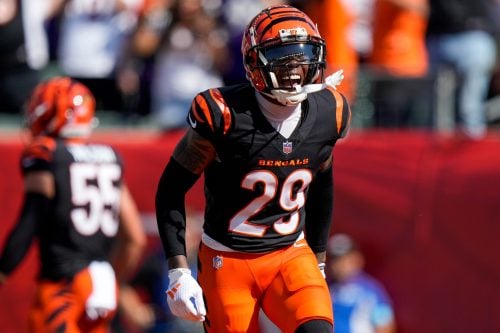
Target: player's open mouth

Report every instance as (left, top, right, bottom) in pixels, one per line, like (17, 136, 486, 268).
(281, 74, 302, 86)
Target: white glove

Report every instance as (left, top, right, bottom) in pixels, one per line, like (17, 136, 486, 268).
(166, 268, 206, 322)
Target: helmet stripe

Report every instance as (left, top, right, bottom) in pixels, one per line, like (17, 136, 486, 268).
(259, 16, 316, 39)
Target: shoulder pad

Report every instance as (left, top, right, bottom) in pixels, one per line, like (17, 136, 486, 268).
(22, 137, 57, 162)
(325, 87, 351, 138)
(20, 137, 57, 173)
(188, 88, 233, 138)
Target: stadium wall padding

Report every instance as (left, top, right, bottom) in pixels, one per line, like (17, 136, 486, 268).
(0, 129, 499, 333)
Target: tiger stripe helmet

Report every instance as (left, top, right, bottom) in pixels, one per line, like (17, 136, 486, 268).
(241, 5, 326, 94)
(25, 77, 96, 138)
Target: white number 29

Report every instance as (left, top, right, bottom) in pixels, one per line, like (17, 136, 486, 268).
(69, 163, 121, 236)
(229, 169, 312, 237)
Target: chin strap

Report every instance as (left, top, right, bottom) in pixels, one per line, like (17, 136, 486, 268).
(264, 90, 308, 106)
(266, 70, 345, 106)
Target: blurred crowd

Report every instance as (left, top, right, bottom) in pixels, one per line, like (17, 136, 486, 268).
(1, 1, 499, 332)
(1, 0, 499, 137)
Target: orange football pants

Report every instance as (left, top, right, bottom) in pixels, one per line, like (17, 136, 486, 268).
(198, 238, 333, 333)
(29, 267, 117, 333)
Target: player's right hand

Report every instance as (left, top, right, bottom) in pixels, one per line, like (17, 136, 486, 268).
(166, 268, 206, 321)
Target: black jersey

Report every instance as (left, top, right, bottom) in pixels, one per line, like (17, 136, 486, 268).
(20, 137, 123, 280)
(187, 83, 350, 252)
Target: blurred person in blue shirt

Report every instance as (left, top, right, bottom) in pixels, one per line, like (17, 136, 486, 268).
(426, 0, 497, 139)
(327, 234, 396, 333)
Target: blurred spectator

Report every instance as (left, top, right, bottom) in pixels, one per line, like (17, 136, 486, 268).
(115, 0, 175, 123)
(426, 0, 498, 139)
(148, 0, 229, 130)
(54, 0, 143, 113)
(486, 0, 500, 123)
(303, 0, 365, 105)
(367, 0, 433, 128)
(334, 0, 376, 63)
(327, 234, 396, 333)
(0, 0, 56, 113)
(220, 0, 289, 85)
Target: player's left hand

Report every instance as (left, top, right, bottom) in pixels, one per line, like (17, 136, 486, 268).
(324, 70, 344, 90)
(166, 268, 206, 321)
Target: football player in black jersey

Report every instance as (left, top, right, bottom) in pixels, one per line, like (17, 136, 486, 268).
(155, 5, 350, 333)
(0, 77, 146, 332)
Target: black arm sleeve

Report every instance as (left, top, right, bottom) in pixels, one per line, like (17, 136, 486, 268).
(304, 164, 334, 254)
(0, 192, 50, 274)
(155, 158, 201, 259)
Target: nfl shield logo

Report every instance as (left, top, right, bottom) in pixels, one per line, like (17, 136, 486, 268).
(283, 141, 293, 154)
(213, 255, 223, 270)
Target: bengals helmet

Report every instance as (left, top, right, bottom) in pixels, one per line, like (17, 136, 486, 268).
(25, 77, 97, 138)
(241, 5, 326, 105)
